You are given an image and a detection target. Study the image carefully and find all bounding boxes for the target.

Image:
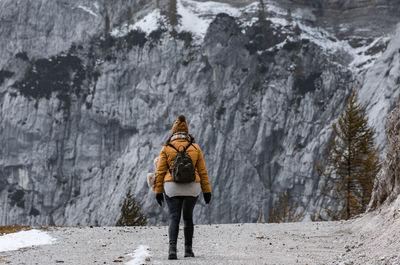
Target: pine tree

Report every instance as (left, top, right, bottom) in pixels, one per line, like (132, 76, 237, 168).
(257, 0, 266, 25)
(104, 14, 111, 38)
(294, 23, 301, 37)
(317, 91, 381, 220)
(268, 189, 304, 223)
(358, 147, 381, 211)
(116, 189, 147, 226)
(126, 6, 133, 26)
(285, 8, 293, 25)
(168, 0, 178, 30)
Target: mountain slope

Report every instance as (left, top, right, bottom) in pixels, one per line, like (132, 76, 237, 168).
(0, 0, 399, 225)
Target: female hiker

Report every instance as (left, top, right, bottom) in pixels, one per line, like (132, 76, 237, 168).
(154, 114, 212, 260)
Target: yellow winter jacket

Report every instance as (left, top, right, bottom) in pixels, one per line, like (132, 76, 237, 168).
(155, 138, 211, 194)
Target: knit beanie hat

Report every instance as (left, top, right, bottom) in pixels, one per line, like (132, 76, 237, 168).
(172, 115, 189, 134)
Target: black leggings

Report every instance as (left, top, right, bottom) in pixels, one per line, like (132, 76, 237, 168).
(165, 195, 198, 244)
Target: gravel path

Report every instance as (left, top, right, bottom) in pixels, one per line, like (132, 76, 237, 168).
(1, 206, 399, 265)
(0, 221, 352, 265)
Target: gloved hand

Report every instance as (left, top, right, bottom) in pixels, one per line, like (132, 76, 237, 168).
(156, 193, 164, 206)
(203, 193, 211, 204)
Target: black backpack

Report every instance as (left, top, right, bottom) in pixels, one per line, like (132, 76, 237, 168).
(167, 142, 196, 183)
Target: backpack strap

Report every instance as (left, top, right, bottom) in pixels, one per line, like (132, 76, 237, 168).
(168, 142, 193, 152)
(184, 142, 192, 152)
(166, 141, 198, 174)
(166, 144, 180, 175)
(166, 161, 171, 174)
(168, 144, 179, 152)
(184, 141, 199, 169)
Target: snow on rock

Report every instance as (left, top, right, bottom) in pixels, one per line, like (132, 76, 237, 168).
(125, 245, 151, 265)
(349, 36, 391, 73)
(0, 229, 56, 252)
(176, 0, 218, 42)
(77, 5, 98, 17)
(0, 0, 400, 227)
(181, 0, 243, 17)
(110, 0, 244, 41)
(93, 2, 99, 11)
(109, 0, 388, 71)
(111, 9, 163, 37)
(358, 25, 400, 149)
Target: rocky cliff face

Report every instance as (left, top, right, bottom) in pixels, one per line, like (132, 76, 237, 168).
(225, 0, 400, 36)
(0, 0, 152, 69)
(369, 97, 400, 209)
(0, 0, 399, 225)
(273, 0, 400, 37)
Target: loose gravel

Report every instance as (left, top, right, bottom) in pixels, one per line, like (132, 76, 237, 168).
(1, 200, 399, 265)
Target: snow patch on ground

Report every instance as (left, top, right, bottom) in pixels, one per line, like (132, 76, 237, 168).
(1, 210, 400, 265)
(125, 245, 151, 265)
(0, 229, 56, 252)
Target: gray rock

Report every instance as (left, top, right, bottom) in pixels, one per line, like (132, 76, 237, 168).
(0, 0, 399, 226)
(369, 95, 400, 208)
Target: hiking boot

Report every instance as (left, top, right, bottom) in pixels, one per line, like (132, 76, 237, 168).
(168, 243, 177, 260)
(184, 226, 195, 257)
(184, 246, 195, 257)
